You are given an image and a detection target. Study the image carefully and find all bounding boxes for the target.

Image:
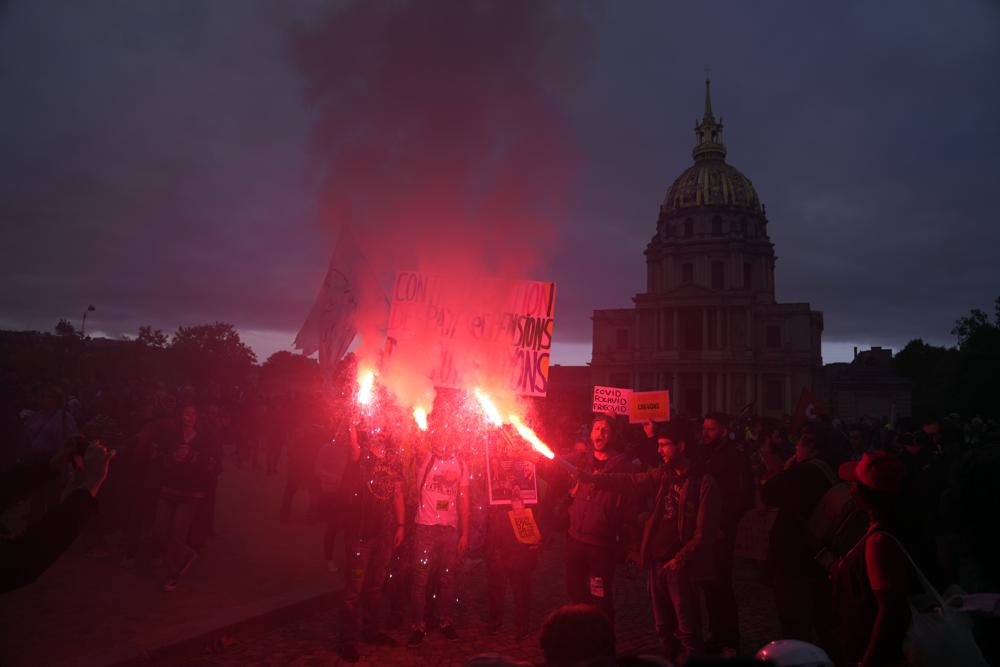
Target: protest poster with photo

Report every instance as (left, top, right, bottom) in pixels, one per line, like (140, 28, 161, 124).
(485, 431, 539, 506)
(386, 271, 556, 396)
(592, 385, 631, 416)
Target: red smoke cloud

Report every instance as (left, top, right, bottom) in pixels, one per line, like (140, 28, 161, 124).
(290, 0, 595, 417)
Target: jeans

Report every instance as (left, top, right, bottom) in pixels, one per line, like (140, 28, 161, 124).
(341, 533, 394, 645)
(702, 532, 740, 648)
(649, 562, 703, 661)
(487, 558, 533, 631)
(565, 537, 617, 624)
(152, 496, 201, 577)
(411, 524, 459, 629)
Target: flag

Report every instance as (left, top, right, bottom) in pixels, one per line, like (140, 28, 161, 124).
(791, 387, 822, 428)
(294, 225, 365, 369)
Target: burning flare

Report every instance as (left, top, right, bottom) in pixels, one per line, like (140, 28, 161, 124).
(413, 407, 429, 431)
(508, 413, 555, 459)
(473, 387, 504, 427)
(357, 368, 376, 406)
(473, 387, 555, 460)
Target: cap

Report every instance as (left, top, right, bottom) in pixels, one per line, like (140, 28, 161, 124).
(838, 451, 905, 493)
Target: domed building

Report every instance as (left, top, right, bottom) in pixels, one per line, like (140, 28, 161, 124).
(591, 80, 823, 417)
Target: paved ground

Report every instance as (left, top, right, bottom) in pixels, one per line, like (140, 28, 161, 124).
(0, 455, 346, 667)
(0, 447, 781, 667)
(141, 545, 777, 667)
(143, 521, 781, 667)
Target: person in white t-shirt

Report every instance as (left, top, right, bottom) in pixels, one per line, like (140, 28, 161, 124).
(407, 429, 470, 648)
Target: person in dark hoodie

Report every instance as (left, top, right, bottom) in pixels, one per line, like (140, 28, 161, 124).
(581, 422, 719, 664)
(151, 404, 216, 592)
(565, 413, 636, 625)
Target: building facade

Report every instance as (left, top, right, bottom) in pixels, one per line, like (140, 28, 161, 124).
(591, 81, 823, 418)
(825, 347, 911, 422)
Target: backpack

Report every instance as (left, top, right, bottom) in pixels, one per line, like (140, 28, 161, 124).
(805, 459, 869, 570)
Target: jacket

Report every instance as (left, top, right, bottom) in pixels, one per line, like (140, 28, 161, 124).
(594, 466, 720, 580)
(703, 440, 754, 537)
(567, 451, 635, 547)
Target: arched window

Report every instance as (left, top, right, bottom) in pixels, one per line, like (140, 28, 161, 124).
(684, 219, 694, 238)
(739, 218, 748, 236)
(712, 216, 723, 236)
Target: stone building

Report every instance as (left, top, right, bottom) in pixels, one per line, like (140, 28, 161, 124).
(825, 347, 912, 422)
(591, 81, 823, 418)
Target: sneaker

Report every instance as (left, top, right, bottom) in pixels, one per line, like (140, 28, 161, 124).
(161, 577, 179, 592)
(362, 631, 397, 647)
(179, 552, 198, 576)
(338, 644, 360, 663)
(439, 624, 459, 641)
(406, 629, 425, 648)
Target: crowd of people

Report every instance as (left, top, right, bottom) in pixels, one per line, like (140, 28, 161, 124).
(1, 364, 998, 666)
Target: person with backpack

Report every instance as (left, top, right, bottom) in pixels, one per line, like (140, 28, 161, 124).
(580, 422, 719, 664)
(760, 425, 838, 654)
(828, 449, 989, 667)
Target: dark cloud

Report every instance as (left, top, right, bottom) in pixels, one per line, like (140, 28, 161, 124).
(1, 1, 998, 363)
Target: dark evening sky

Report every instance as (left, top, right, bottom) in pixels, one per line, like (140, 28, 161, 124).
(2, 1, 998, 365)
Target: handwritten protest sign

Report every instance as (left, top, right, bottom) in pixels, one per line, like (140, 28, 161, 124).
(629, 390, 670, 424)
(592, 386, 631, 416)
(485, 432, 539, 506)
(386, 271, 556, 396)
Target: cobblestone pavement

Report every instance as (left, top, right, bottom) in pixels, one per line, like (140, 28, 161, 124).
(153, 527, 781, 667)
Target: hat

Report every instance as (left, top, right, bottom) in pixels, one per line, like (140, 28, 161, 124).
(838, 451, 905, 493)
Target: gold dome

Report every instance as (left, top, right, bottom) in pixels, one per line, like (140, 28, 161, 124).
(662, 161, 761, 215)
(661, 78, 762, 217)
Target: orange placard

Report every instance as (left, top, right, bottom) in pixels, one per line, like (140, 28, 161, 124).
(508, 508, 542, 545)
(629, 390, 670, 424)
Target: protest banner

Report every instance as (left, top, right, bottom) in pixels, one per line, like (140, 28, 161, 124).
(485, 432, 539, 506)
(629, 390, 670, 424)
(592, 385, 631, 416)
(386, 270, 556, 396)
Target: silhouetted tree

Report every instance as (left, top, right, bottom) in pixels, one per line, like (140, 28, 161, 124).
(136, 325, 169, 348)
(896, 298, 1000, 420)
(952, 298, 1000, 417)
(169, 322, 256, 385)
(54, 319, 78, 337)
(893, 339, 959, 420)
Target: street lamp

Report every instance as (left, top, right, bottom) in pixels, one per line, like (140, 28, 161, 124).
(81, 304, 95, 337)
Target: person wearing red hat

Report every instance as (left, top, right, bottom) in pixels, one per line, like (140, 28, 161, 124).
(831, 451, 917, 666)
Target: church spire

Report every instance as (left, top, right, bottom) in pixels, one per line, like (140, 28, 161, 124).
(693, 74, 726, 162)
(704, 75, 714, 119)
